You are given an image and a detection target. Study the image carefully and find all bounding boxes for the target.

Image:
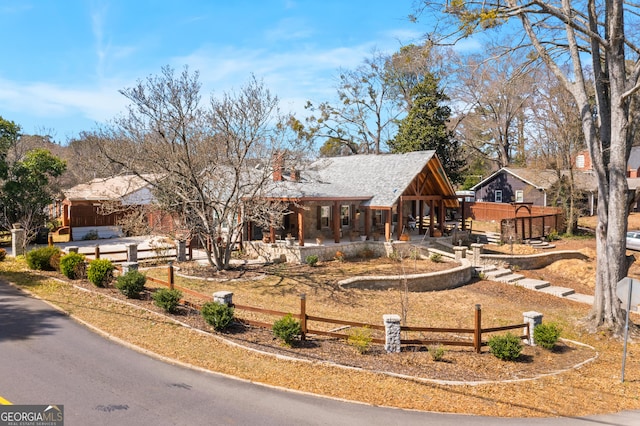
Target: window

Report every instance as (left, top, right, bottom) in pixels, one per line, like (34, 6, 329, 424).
(576, 154, 585, 169)
(515, 190, 524, 203)
(340, 205, 350, 227)
(495, 190, 503, 203)
(320, 206, 330, 228)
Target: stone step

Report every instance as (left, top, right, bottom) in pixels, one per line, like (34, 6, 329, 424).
(514, 278, 551, 290)
(537, 286, 576, 297)
(540, 244, 556, 249)
(565, 293, 595, 304)
(482, 268, 513, 279)
(493, 273, 525, 283)
(475, 265, 498, 273)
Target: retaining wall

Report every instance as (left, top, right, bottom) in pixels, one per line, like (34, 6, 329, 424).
(479, 250, 588, 270)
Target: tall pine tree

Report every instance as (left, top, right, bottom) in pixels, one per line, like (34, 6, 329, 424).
(389, 74, 465, 184)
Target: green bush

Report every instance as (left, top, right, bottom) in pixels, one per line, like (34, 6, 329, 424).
(26, 246, 61, 270)
(429, 345, 446, 362)
(201, 301, 235, 331)
(347, 327, 372, 354)
(115, 270, 146, 298)
(533, 322, 562, 350)
(272, 314, 301, 346)
(488, 333, 523, 361)
(59, 252, 86, 279)
(305, 255, 319, 267)
(87, 259, 115, 287)
(0, 248, 6, 261)
(430, 252, 443, 263)
(152, 288, 182, 313)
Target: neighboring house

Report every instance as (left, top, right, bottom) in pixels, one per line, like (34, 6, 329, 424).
(471, 167, 598, 214)
(57, 174, 156, 240)
(248, 151, 459, 245)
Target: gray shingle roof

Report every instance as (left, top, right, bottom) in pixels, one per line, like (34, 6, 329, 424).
(471, 167, 598, 192)
(266, 151, 454, 208)
(64, 174, 155, 201)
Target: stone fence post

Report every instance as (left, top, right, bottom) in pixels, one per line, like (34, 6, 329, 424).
(470, 243, 483, 267)
(213, 291, 233, 306)
(121, 262, 139, 274)
(383, 314, 401, 353)
(175, 239, 187, 262)
(453, 246, 467, 262)
(10, 226, 25, 257)
(126, 243, 138, 263)
(523, 311, 543, 346)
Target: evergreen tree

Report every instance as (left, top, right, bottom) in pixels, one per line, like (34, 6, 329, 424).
(389, 75, 465, 184)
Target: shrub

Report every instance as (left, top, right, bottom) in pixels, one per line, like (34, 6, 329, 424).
(115, 270, 146, 298)
(429, 345, 446, 362)
(49, 250, 62, 271)
(347, 327, 372, 355)
(59, 252, 86, 279)
(533, 322, 562, 350)
(26, 246, 61, 271)
(305, 255, 319, 267)
(201, 301, 234, 331)
(0, 248, 6, 261)
(82, 230, 99, 240)
(87, 259, 115, 287)
(488, 333, 523, 361)
(429, 252, 443, 263)
(152, 288, 182, 313)
(272, 314, 301, 346)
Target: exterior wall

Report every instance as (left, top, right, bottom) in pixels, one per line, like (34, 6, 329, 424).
(474, 173, 547, 206)
(244, 240, 391, 263)
(72, 226, 123, 240)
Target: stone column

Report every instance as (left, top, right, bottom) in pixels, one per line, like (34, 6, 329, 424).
(453, 246, 467, 262)
(470, 243, 483, 267)
(383, 314, 401, 353)
(175, 240, 187, 262)
(213, 291, 233, 306)
(126, 243, 138, 263)
(10, 226, 25, 257)
(121, 262, 139, 274)
(523, 311, 543, 346)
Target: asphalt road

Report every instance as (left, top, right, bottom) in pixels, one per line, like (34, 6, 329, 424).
(1, 279, 639, 426)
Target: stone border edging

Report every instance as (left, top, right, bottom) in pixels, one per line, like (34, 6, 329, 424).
(480, 250, 589, 270)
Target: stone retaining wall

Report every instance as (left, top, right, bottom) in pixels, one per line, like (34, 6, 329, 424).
(244, 240, 400, 264)
(338, 259, 473, 292)
(479, 250, 588, 270)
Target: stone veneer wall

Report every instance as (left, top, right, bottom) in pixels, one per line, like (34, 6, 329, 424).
(243, 240, 398, 263)
(338, 259, 473, 292)
(479, 250, 588, 270)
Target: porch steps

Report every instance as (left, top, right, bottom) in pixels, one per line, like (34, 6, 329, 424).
(481, 268, 512, 280)
(493, 273, 526, 283)
(485, 232, 502, 244)
(513, 278, 551, 290)
(526, 239, 556, 249)
(537, 286, 576, 297)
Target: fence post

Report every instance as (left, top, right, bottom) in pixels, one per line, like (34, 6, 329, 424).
(523, 311, 543, 345)
(474, 304, 482, 353)
(94, 245, 100, 260)
(48, 233, 54, 247)
(188, 240, 193, 261)
(168, 262, 174, 290)
(175, 239, 187, 262)
(126, 243, 138, 263)
(299, 294, 307, 341)
(10, 225, 25, 257)
(383, 314, 401, 353)
(213, 291, 233, 306)
(470, 243, 483, 267)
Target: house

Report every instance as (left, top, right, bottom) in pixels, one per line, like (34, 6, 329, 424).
(246, 151, 459, 245)
(57, 174, 156, 240)
(471, 167, 598, 214)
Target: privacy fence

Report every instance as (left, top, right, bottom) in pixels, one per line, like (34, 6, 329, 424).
(144, 264, 531, 353)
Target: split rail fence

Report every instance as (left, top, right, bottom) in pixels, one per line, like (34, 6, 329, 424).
(144, 264, 529, 353)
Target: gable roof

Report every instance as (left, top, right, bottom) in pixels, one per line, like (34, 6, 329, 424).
(63, 174, 155, 202)
(265, 151, 458, 208)
(471, 167, 598, 192)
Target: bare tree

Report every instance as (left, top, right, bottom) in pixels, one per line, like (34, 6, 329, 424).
(100, 66, 302, 270)
(416, 0, 640, 334)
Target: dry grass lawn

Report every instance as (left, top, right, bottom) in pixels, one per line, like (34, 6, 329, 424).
(3, 243, 640, 419)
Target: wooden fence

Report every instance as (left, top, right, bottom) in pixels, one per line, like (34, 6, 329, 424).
(144, 264, 529, 353)
(67, 243, 193, 263)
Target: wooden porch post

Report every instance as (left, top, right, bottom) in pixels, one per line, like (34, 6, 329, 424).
(297, 208, 305, 246)
(429, 200, 434, 236)
(269, 226, 276, 243)
(364, 208, 371, 239)
(397, 197, 404, 239)
(439, 199, 445, 233)
(418, 200, 424, 235)
(385, 209, 392, 241)
(333, 201, 340, 243)
(461, 199, 467, 231)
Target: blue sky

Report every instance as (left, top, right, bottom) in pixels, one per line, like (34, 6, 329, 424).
(0, 0, 431, 142)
